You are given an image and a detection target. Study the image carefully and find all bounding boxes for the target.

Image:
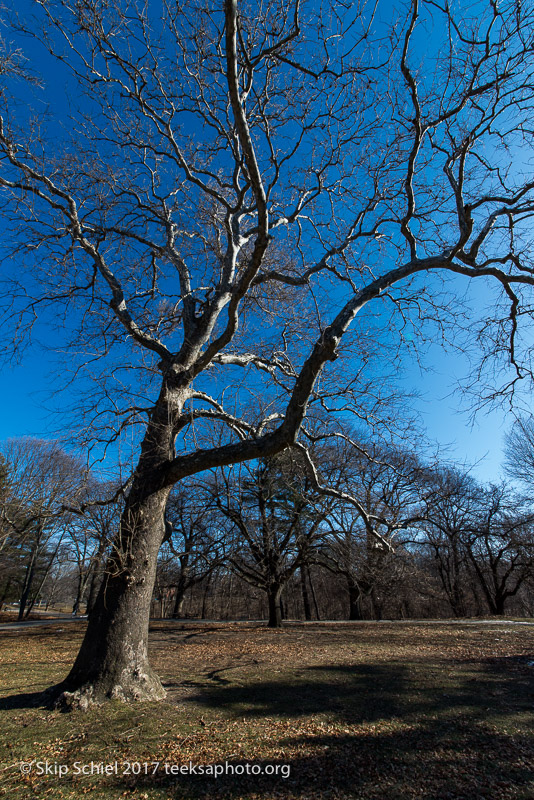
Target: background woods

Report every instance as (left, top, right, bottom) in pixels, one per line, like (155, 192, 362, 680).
(2, 435, 534, 624)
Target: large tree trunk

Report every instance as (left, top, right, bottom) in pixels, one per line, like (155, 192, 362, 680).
(56, 485, 170, 707)
(493, 593, 506, 615)
(171, 568, 189, 619)
(54, 390, 183, 708)
(279, 592, 286, 621)
(172, 589, 186, 619)
(308, 566, 321, 621)
(370, 587, 383, 620)
(201, 572, 212, 619)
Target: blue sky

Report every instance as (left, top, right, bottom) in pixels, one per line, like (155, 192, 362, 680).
(0, 308, 514, 484)
(408, 351, 510, 483)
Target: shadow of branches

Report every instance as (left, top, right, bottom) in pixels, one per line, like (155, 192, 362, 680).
(146, 656, 534, 799)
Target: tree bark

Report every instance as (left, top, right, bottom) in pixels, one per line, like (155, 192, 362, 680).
(171, 567, 189, 619)
(348, 582, 363, 621)
(493, 595, 506, 615)
(172, 592, 185, 619)
(300, 564, 312, 621)
(54, 392, 183, 708)
(279, 592, 285, 621)
(57, 487, 169, 707)
(267, 586, 282, 628)
(308, 566, 321, 621)
(201, 572, 212, 619)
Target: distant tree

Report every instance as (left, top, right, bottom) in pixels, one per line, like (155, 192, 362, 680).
(0, 454, 9, 551)
(322, 442, 423, 619)
(82, 496, 120, 618)
(504, 418, 534, 491)
(39, 542, 73, 611)
(214, 453, 330, 627)
(66, 481, 121, 616)
(0, 439, 86, 619)
(417, 468, 480, 617)
(156, 482, 222, 619)
(0, 454, 13, 610)
(418, 467, 534, 616)
(464, 485, 534, 616)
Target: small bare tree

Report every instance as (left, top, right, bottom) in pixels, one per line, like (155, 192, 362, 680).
(417, 467, 480, 617)
(160, 482, 223, 619)
(321, 441, 423, 619)
(65, 479, 121, 616)
(504, 418, 534, 491)
(463, 485, 534, 616)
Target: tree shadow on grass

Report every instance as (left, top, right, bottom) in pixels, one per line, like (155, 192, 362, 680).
(184, 662, 408, 723)
(141, 656, 534, 799)
(0, 684, 64, 710)
(3, 654, 533, 798)
(176, 657, 533, 725)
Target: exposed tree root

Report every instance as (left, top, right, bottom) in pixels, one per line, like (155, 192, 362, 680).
(52, 671, 166, 711)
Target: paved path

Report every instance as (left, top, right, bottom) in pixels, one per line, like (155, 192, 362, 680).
(1, 616, 533, 632)
(286, 618, 534, 626)
(0, 615, 85, 631)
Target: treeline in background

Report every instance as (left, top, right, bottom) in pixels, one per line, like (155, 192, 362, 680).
(1, 428, 534, 626)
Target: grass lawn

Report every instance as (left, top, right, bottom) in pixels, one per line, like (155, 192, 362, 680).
(0, 620, 533, 799)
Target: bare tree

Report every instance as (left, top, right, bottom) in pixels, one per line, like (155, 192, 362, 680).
(504, 418, 534, 490)
(81, 488, 121, 618)
(417, 467, 480, 617)
(65, 480, 121, 616)
(0, 454, 9, 554)
(463, 484, 534, 616)
(321, 441, 423, 619)
(213, 454, 330, 627)
(1, 0, 534, 704)
(158, 482, 223, 619)
(0, 438, 86, 619)
(416, 467, 534, 616)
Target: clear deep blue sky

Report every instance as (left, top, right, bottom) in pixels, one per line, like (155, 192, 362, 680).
(0, 305, 514, 483)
